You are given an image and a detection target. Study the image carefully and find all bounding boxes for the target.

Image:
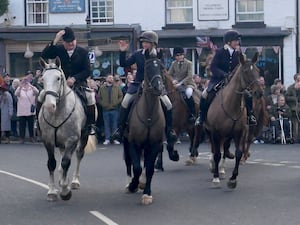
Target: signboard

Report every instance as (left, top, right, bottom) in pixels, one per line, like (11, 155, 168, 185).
(50, 0, 85, 13)
(198, 0, 229, 21)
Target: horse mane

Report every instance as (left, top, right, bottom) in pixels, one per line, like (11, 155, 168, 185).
(163, 71, 176, 94)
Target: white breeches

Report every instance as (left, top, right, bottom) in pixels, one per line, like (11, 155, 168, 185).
(185, 87, 193, 99)
(122, 93, 172, 110)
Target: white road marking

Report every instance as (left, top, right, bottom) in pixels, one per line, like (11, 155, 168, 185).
(90, 211, 119, 225)
(1, 170, 119, 225)
(0, 170, 48, 189)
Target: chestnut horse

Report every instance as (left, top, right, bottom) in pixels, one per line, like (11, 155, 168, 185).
(205, 52, 262, 188)
(155, 73, 202, 170)
(123, 50, 165, 205)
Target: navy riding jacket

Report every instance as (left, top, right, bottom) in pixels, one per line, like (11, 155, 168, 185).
(208, 47, 239, 91)
(41, 42, 90, 86)
(119, 49, 145, 94)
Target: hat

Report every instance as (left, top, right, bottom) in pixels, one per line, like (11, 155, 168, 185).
(62, 27, 75, 42)
(26, 70, 33, 75)
(173, 47, 184, 56)
(3, 73, 9, 78)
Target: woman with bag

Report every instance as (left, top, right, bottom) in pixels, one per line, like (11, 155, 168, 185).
(15, 77, 39, 143)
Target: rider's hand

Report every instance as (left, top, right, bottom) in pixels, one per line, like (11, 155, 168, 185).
(67, 77, 76, 87)
(119, 40, 129, 52)
(53, 30, 65, 45)
(172, 80, 178, 85)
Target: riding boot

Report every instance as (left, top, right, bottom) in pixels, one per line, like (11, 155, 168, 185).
(195, 97, 207, 126)
(87, 104, 96, 135)
(184, 96, 196, 123)
(111, 106, 129, 140)
(164, 108, 177, 143)
(245, 95, 257, 126)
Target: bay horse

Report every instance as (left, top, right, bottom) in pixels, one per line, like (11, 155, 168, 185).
(155, 73, 202, 170)
(123, 49, 165, 205)
(205, 52, 262, 188)
(38, 57, 97, 201)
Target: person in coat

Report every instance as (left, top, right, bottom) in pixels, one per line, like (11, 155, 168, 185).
(111, 31, 177, 143)
(195, 29, 257, 127)
(40, 27, 96, 135)
(168, 47, 197, 123)
(0, 79, 13, 143)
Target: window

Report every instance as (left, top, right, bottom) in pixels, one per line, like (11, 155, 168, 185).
(26, 0, 48, 26)
(236, 0, 264, 22)
(166, 0, 193, 24)
(90, 0, 114, 24)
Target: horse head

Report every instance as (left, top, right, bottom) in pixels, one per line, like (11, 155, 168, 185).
(239, 52, 262, 99)
(40, 57, 67, 113)
(143, 49, 164, 96)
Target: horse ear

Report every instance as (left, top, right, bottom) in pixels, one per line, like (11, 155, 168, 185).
(39, 57, 47, 69)
(239, 52, 245, 65)
(252, 52, 259, 63)
(55, 56, 61, 68)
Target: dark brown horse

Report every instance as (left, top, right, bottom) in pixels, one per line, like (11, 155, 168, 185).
(123, 50, 165, 205)
(205, 52, 262, 188)
(155, 73, 202, 170)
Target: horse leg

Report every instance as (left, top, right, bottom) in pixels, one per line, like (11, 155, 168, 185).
(212, 135, 222, 187)
(227, 143, 243, 189)
(123, 137, 133, 188)
(46, 144, 58, 201)
(167, 142, 179, 161)
(142, 143, 161, 205)
(59, 143, 76, 200)
(71, 148, 84, 190)
(126, 143, 142, 193)
(154, 151, 164, 172)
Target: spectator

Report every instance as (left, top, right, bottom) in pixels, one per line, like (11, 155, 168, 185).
(15, 77, 39, 143)
(285, 73, 300, 142)
(98, 75, 123, 145)
(0, 79, 13, 144)
(193, 74, 204, 91)
(9, 78, 20, 138)
(32, 68, 43, 92)
(274, 78, 286, 94)
(266, 85, 281, 113)
(269, 94, 292, 142)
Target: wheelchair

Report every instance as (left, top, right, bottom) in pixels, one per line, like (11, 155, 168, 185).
(270, 117, 294, 144)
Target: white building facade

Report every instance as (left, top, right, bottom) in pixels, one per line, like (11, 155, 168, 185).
(0, 0, 297, 90)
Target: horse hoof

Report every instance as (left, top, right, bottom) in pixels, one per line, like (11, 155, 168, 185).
(185, 157, 196, 166)
(141, 194, 153, 205)
(212, 178, 221, 188)
(138, 182, 146, 190)
(154, 165, 164, 172)
(60, 190, 72, 201)
(47, 193, 58, 202)
(71, 182, 80, 190)
(126, 183, 139, 193)
(227, 179, 237, 189)
(168, 150, 180, 162)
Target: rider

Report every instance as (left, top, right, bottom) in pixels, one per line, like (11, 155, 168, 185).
(111, 30, 177, 143)
(40, 27, 96, 135)
(168, 47, 196, 123)
(195, 29, 257, 127)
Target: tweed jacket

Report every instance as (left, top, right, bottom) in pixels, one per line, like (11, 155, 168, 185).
(41, 42, 90, 86)
(168, 58, 196, 89)
(285, 83, 300, 112)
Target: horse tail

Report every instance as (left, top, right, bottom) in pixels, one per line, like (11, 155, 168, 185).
(84, 135, 97, 154)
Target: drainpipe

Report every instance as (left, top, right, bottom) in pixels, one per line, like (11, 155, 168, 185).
(296, 0, 299, 72)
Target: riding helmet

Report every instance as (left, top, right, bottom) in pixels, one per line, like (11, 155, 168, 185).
(223, 30, 241, 43)
(173, 47, 184, 57)
(62, 27, 75, 42)
(139, 31, 159, 46)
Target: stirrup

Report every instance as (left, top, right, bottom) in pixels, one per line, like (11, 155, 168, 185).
(111, 127, 122, 140)
(248, 115, 257, 126)
(167, 130, 177, 143)
(195, 116, 203, 126)
(89, 125, 96, 135)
